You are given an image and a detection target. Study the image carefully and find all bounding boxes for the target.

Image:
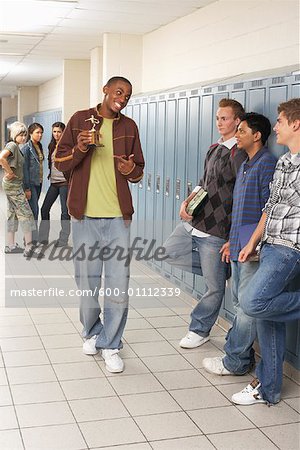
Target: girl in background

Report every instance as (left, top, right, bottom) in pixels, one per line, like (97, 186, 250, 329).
(0, 122, 40, 258)
(23, 122, 44, 243)
(39, 122, 70, 246)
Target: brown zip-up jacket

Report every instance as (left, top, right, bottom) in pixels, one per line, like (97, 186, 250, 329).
(54, 105, 144, 221)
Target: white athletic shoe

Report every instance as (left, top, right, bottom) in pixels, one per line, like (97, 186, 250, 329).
(102, 349, 124, 373)
(179, 331, 209, 348)
(231, 379, 266, 405)
(203, 356, 233, 375)
(83, 335, 99, 355)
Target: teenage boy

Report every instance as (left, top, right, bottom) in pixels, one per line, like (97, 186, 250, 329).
(55, 76, 144, 373)
(164, 98, 246, 348)
(231, 98, 300, 405)
(203, 113, 277, 375)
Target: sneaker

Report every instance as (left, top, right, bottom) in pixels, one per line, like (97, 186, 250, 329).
(231, 379, 266, 405)
(23, 248, 45, 259)
(179, 331, 209, 348)
(5, 243, 24, 254)
(203, 356, 233, 375)
(83, 335, 99, 355)
(102, 349, 124, 373)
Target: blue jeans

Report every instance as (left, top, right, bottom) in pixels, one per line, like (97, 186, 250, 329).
(39, 184, 70, 244)
(223, 261, 258, 374)
(28, 184, 42, 243)
(240, 243, 300, 404)
(72, 217, 130, 350)
(164, 222, 228, 337)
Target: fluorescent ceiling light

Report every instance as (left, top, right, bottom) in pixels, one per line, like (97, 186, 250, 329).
(0, 52, 25, 56)
(33, 0, 77, 3)
(0, 32, 45, 38)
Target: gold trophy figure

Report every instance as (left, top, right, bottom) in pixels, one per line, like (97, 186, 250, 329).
(85, 115, 103, 146)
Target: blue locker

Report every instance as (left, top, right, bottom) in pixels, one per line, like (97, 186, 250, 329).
(153, 101, 166, 269)
(184, 94, 201, 292)
(162, 99, 177, 276)
(145, 102, 157, 253)
(248, 86, 266, 114)
(172, 97, 188, 282)
(137, 103, 148, 242)
(131, 103, 141, 240)
(194, 95, 214, 296)
(231, 90, 246, 109)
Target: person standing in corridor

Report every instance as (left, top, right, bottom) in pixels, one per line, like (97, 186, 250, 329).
(55, 76, 144, 373)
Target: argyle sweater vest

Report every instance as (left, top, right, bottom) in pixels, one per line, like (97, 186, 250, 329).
(191, 143, 247, 240)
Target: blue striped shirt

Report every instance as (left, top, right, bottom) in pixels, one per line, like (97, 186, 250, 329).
(229, 147, 277, 261)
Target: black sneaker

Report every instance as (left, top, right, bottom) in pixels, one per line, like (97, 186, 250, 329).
(5, 244, 24, 254)
(23, 248, 45, 259)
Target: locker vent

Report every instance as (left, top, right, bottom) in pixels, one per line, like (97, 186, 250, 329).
(134, 98, 140, 103)
(233, 82, 244, 89)
(295, 74, 300, 81)
(169, 93, 175, 98)
(251, 79, 263, 87)
(203, 87, 212, 93)
(142, 98, 147, 102)
(159, 94, 165, 100)
(191, 89, 199, 95)
(218, 85, 227, 91)
(179, 91, 186, 97)
(150, 96, 156, 101)
(272, 77, 285, 84)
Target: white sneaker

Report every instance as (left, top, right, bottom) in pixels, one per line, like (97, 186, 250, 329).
(231, 379, 266, 405)
(102, 349, 124, 373)
(179, 331, 209, 348)
(203, 356, 233, 375)
(83, 335, 99, 355)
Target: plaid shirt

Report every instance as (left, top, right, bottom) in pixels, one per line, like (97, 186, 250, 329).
(263, 151, 300, 248)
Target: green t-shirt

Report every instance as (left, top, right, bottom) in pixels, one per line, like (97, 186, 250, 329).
(84, 118, 122, 218)
(3, 141, 24, 187)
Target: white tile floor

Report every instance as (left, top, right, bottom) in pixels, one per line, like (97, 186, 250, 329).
(0, 188, 299, 449)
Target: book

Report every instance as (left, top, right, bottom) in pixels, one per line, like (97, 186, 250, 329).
(186, 188, 208, 217)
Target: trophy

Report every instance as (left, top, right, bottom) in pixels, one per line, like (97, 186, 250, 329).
(85, 115, 103, 146)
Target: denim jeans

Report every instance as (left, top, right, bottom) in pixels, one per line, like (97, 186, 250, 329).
(223, 261, 258, 374)
(164, 222, 228, 337)
(240, 243, 300, 404)
(72, 217, 130, 350)
(28, 184, 42, 243)
(39, 184, 70, 244)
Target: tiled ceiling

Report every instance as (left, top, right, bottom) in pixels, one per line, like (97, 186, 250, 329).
(0, 0, 216, 97)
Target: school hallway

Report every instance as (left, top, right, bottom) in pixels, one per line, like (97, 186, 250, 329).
(0, 188, 299, 450)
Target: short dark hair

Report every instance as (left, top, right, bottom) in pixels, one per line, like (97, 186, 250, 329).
(240, 112, 271, 145)
(278, 98, 300, 123)
(106, 76, 132, 87)
(218, 98, 245, 119)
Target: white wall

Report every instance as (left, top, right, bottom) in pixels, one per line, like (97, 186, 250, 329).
(142, 0, 300, 92)
(38, 75, 63, 112)
(18, 87, 38, 122)
(90, 47, 103, 107)
(62, 59, 90, 123)
(103, 33, 143, 94)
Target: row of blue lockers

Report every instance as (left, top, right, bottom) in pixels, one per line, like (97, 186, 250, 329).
(123, 73, 300, 369)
